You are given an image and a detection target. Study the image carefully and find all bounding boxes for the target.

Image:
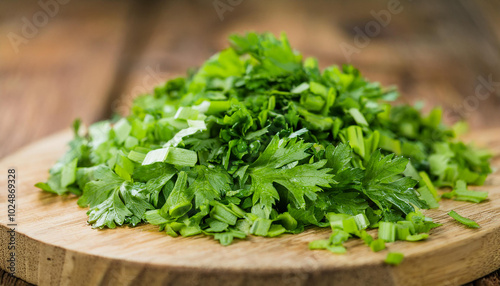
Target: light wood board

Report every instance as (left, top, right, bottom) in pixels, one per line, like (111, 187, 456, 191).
(0, 129, 500, 286)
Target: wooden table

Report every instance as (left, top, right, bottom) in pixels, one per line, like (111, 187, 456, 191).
(1, 1, 499, 285)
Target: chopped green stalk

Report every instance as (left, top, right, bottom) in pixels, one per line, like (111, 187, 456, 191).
(301, 94, 325, 111)
(165, 224, 179, 237)
(322, 88, 336, 116)
(345, 126, 365, 158)
(309, 239, 329, 250)
(210, 205, 238, 226)
(124, 136, 139, 149)
(160, 171, 192, 218)
(267, 224, 286, 237)
(453, 193, 488, 203)
(349, 108, 369, 126)
(406, 233, 429, 241)
(442, 180, 488, 203)
(250, 218, 272, 236)
(213, 229, 246, 245)
(180, 225, 201, 237)
(397, 221, 415, 235)
(342, 217, 359, 233)
(329, 229, 350, 245)
(206, 100, 231, 114)
(370, 239, 386, 252)
(169, 201, 192, 218)
(326, 245, 347, 254)
(417, 186, 440, 209)
(359, 230, 374, 246)
(214, 230, 245, 245)
(385, 252, 404, 265)
(405, 211, 441, 234)
(114, 152, 134, 181)
(378, 222, 396, 242)
(169, 222, 184, 232)
(275, 212, 298, 230)
(353, 213, 370, 230)
(206, 219, 229, 232)
(127, 150, 146, 163)
(332, 117, 342, 139)
(448, 210, 480, 228)
(165, 147, 198, 167)
(310, 81, 328, 97)
(174, 107, 195, 120)
(418, 171, 439, 200)
(379, 133, 402, 155)
(145, 210, 170, 225)
(396, 224, 411, 241)
(291, 82, 309, 94)
(142, 148, 170, 166)
(327, 213, 350, 230)
(142, 147, 198, 167)
(214, 232, 234, 246)
(229, 203, 247, 218)
(113, 118, 132, 144)
(363, 130, 380, 156)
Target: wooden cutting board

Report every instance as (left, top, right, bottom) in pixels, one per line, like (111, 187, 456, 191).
(1, 129, 500, 286)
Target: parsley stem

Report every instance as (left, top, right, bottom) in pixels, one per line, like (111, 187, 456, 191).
(378, 222, 396, 242)
(448, 210, 480, 228)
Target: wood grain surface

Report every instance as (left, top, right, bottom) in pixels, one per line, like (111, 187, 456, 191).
(1, 0, 500, 285)
(0, 129, 499, 286)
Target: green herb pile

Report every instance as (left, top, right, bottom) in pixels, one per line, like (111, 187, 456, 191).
(37, 32, 492, 254)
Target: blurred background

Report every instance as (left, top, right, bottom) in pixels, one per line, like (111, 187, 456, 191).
(0, 0, 499, 284)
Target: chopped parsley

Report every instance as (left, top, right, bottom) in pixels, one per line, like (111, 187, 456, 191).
(36, 32, 491, 260)
(385, 252, 404, 265)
